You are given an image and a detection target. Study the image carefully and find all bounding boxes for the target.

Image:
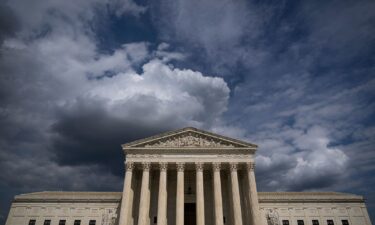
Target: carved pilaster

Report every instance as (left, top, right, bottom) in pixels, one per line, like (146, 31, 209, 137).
(229, 163, 238, 172)
(142, 162, 151, 171)
(125, 162, 134, 171)
(176, 162, 185, 172)
(246, 162, 255, 171)
(212, 162, 221, 172)
(160, 162, 168, 171)
(196, 162, 204, 172)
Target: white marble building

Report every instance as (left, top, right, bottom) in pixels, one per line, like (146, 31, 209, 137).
(5, 127, 372, 225)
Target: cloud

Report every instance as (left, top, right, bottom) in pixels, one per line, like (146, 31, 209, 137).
(302, 1, 375, 55)
(0, 150, 122, 191)
(0, 4, 20, 44)
(243, 72, 374, 191)
(5, 0, 146, 39)
(150, 0, 266, 74)
(108, 0, 146, 17)
(154, 0, 254, 46)
(51, 58, 229, 169)
(254, 125, 349, 191)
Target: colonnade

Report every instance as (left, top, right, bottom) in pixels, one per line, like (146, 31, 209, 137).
(118, 162, 262, 225)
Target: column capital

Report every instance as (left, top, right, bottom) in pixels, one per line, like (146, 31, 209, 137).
(196, 162, 204, 172)
(160, 162, 168, 171)
(142, 162, 151, 171)
(246, 162, 255, 171)
(212, 162, 221, 172)
(176, 162, 185, 172)
(229, 162, 238, 172)
(125, 162, 134, 171)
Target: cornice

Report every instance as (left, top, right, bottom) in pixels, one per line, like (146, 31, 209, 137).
(123, 148, 256, 155)
(12, 191, 365, 204)
(258, 192, 365, 203)
(13, 192, 122, 203)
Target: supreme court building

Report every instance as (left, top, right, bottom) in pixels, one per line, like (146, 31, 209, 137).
(5, 127, 372, 225)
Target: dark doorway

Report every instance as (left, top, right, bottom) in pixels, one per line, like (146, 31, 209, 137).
(184, 203, 196, 225)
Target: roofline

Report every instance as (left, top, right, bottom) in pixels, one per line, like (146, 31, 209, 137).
(258, 192, 365, 203)
(11, 191, 365, 204)
(13, 191, 122, 203)
(121, 127, 258, 148)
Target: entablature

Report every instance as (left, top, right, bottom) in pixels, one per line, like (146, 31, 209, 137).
(123, 161, 256, 171)
(125, 153, 254, 164)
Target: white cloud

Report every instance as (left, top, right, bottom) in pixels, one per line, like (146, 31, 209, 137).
(109, 0, 146, 17)
(84, 58, 230, 126)
(254, 125, 349, 191)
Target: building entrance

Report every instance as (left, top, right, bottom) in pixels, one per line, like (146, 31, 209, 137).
(184, 203, 196, 225)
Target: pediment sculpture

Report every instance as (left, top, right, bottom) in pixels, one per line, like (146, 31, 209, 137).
(144, 133, 234, 148)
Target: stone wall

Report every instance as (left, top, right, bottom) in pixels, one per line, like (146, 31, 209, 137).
(259, 192, 372, 225)
(5, 191, 372, 225)
(5, 192, 121, 225)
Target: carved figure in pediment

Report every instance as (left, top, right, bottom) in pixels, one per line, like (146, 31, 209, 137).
(180, 135, 198, 147)
(143, 132, 235, 148)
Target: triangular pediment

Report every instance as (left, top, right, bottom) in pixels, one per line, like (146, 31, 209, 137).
(122, 127, 257, 148)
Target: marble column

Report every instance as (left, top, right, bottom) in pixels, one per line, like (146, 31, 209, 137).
(176, 163, 185, 225)
(157, 163, 168, 225)
(246, 162, 263, 225)
(196, 162, 205, 225)
(212, 163, 224, 225)
(119, 162, 134, 225)
(230, 163, 243, 225)
(137, 162, 151, 225)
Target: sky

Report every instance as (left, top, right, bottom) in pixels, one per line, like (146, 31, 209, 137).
(0, 0, 374, 224)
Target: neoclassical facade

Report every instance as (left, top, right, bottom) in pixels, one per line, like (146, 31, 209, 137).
(5, 127, 373, 225)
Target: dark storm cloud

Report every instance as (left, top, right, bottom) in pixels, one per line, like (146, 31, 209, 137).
(51, 97, 169, 172)
(0, 4, 19, 44)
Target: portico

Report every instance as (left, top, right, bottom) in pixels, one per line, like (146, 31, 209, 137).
(118, 127, 264, 225)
